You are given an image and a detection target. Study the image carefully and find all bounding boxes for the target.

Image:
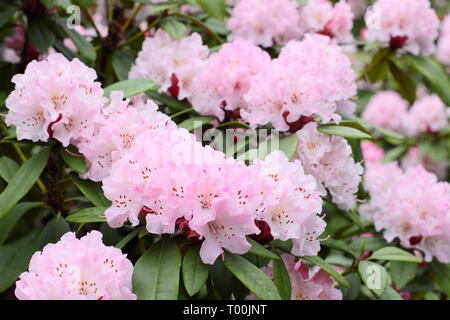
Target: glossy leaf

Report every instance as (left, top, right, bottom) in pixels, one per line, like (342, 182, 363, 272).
(66, 207, 106, 223)
(182, 247, 210, 297)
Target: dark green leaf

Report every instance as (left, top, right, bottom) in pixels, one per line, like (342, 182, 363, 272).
(247, 238, 280, 260)
(408, 55, 450, 106)
(182, 247, 210, 296)
(69, 173, 111, 208)
(116, 227, 143, 249)
(197, 0, 227, 20)
(37, 215, 71, 248)
(430, 261, 450, 297)
(369, 247, 422, 263)
(28, 18, 56, 52)
(382, 145, 408, 163)
(0, 9, 14, 29)
(318, 125, 372, 140)
(0, 156, 19, 183)
(377, 285, 403, 300)
(66, 207, 106, 223)
(390, 261, 417, 289)
(388, 60, 416, 104)
(223, 252, 281, 300)
(104, 79, 160, 98)
(60, 146, 87, 174)
(161, 17, 186, 40)
(0, 149, 49, 220)
(0, 229, 41, 293)
(112, 49, 136, 81)
(321, 238, 357, 258)
(146, 90, 191, 111)
(272, 258, 291, 300)
(0, 202, 43, 245)
(133, 239, 181, 300)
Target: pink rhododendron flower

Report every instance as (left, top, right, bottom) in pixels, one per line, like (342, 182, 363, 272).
(437, 15, 450, 65)
(129, 30, 209, 100)
(402, 95, 449, 136)
(260, 255, 342, 300)
(299, 0, 354, 43)
(190, 39, 271, 120)
(15, 231, 136, 300)
(78, 92, 174, 181)
(252, 151, 325, 256)
(362, 91, 409, 132)
(227, 0, 302, 47)
(242, 34, 356, 131)
(364, 0, 440, 55)
(296, 122, 363, 210)
(5, 53, 106, 146)
(361, 163, 450, 263)
(401, 147, 448, 181)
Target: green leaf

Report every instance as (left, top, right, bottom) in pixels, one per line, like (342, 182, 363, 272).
(60, 146, 87, 174)
(377, 285, 403, 300)
(0, 202, 43, 245)
(408, 55, 450, 106)
(197, 0, 226, 20)
(390, 261, 417, 289)
(369, 247, 422, 263)
(146, 90, 191, 111)
(161, 17, 187, 40)
(341, 273, 361, 300)
(178, 116, 215, 132)
(115, 227, 143, 249)
(0, 149, 49, 220)
(182, 247, 210, 297)
(104, 79, 160, 98)
(40, 0, 56, 8)
(66, 207, 106, 223)
(247, 238, 280, 260)
(365, 48, 392, 83)
(272, 258, 291, 300)
(37, 215, 71, 248)
(210, 259, 233, 299)
(382, 145, 408, 163)
(430, 261, 450, 297)
(301, 255, 349, 288)
(57, 20, 96, 61)
(0, 229, 41, 293)
(321, 238, 357, 258)
(0, 9, 14, 29)
(0, 156, 19, 183)
(388, 60, 416, 104)
(112, 49, 136, 81)
(279, 134, 298, 160)
(69, 173, 111, 208)
(318, 124, 372, 140)
(28, 18, 56, 52)
(358, 261, 389, 295)
(223, 252, 281, 300)
(132, 239, 181, 300)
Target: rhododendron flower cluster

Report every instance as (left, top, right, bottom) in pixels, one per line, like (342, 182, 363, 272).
(296, 123, 363, 210)
(15, 231, 136, 300)
(362, 148, 450, 263)
(362, 91, 409, 132)
(189, 39, 271, 120)
(2, 0, 450, 302)
(299, 0, 354, 43)
(129, 30, 209, 100)
(227, 0, 302, 47)
(242, 34, 357, 131)
(402, 94, 449, 136)
(364, 0, 440, 55)
(5, 53, 106, 146)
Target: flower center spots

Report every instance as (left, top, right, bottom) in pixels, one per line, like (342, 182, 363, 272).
(197, 192, 219, 209)
(51, 94, 68, 111)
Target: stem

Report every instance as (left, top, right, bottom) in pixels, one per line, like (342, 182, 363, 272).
(117, 16, 162, 49)
(170, 107, 193, 119)
(170, 13, 224, 44)
(107, 0, 114, 23)
(83, 8, 102, 38)
(121, 3, 143, 34)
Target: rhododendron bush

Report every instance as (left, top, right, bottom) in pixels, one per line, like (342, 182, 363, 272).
(0, 0, 450, 301)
